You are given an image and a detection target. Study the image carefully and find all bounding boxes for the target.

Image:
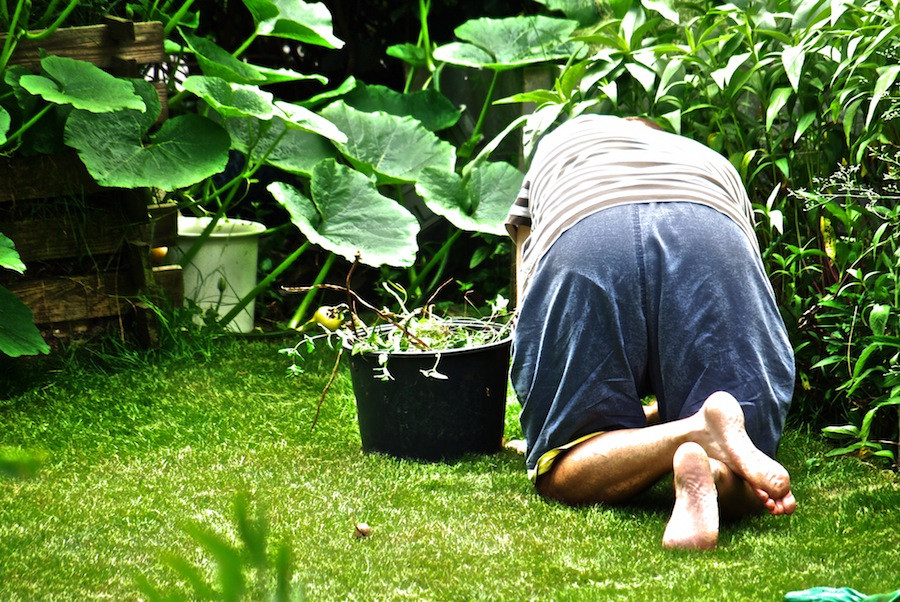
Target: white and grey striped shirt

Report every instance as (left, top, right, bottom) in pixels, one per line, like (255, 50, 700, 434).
(506, 115, 759, 294)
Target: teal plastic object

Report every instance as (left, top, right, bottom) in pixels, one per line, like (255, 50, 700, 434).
(785, 587, 900, 602)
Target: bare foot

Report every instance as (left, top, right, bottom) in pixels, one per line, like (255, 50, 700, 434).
(663, 442, 718, 550)
(694, 391, 795, 515)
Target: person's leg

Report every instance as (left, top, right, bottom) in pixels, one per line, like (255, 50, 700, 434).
(643, 203, 795, 458)
(512, 208, 652, 482)
(662, 441, 795, 550)
(539, 391, 794, 525)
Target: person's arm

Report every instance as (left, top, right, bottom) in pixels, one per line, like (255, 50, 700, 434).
(514, 225, 531, 307)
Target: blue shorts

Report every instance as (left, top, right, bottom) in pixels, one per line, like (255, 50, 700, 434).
(511, 203, 795, 480)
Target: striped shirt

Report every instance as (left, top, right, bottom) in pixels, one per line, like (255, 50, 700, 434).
(506, 115, 759, 294)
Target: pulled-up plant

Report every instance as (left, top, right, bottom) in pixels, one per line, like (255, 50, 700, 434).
(280, 262, 512, 428)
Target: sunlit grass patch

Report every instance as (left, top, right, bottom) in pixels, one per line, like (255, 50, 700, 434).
(1, 339, 898, 600)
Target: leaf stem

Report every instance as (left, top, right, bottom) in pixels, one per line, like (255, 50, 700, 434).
(0, 103, 52, 149)
(310, 345, 343, 430)
(163, 0, 195, 36)
(458, 69, 499, 162)
(219, 241, 311, 329)
(24, 0, 79, 41)
(0, 0, 28, 74)
(409, 229, 461, 298)
(287, 251, 336, 329)
(233, 31, 258, 59)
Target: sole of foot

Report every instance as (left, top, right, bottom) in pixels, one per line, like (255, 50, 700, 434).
(696, 391, 794, 514)
(663, 442, 719, 550)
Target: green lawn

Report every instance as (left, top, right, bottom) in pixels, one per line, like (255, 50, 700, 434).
(1, 338, 898, 600)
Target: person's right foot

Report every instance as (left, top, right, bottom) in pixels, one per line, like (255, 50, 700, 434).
(695, 391, 795, 515)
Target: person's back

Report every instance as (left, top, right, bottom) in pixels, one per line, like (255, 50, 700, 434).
(510, 115, 758, 295)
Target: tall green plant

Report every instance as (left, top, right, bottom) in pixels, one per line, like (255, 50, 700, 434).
(208, 1, 580, 326)
(137, 493, 304, 601)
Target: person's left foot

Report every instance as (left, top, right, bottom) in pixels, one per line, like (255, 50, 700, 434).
(663, 442, 719, 550)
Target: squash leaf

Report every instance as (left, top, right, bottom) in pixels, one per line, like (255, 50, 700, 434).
(269, 161, 420, 267)
(19, 56, 145, 113)
(64, 80, 230, 191)
(320, 101, 455, 184)
(415, 161, 524, 235)
(433, 15, 581, 70)
(0, 285, 49, 357)
(242, 0, 344, 49)
(342, 84, 461, 132)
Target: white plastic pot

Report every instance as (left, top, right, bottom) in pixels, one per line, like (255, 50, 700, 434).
(173, 215, 266, 333)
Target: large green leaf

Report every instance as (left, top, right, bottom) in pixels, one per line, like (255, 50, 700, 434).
(0, 285, 50, 357)
(342, 83, 461, 131)
(225, 115, 337, 177)
(242, 0, 344, 49)
(0, 105, 8, 145)
(320, 101, 455, 184)
(64, 80, 230, 191)
(252, 64, 327, 86)
(0, 233, 25, 273)
(19, 56, 145, 113)
(183, 34, 266, 84)
(181, 35, 326, 86)
(431, 42, 494, 69)
(415, 161, 524, 235)
(269, 161, 420, 267)
(533, 0, 603, 25)
(188, 75, 346, 145)
(386, 43, 428, 68)
(433, 15, 581, 70)
(273, 101, 346, 142)
(184, 76, 278, 119)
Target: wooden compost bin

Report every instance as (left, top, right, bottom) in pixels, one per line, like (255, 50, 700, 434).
(0, 17, 182, 347)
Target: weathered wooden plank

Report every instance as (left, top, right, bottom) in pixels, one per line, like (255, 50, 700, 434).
(151, 264, 184, 307)
(0, 188, 152, 260)
(3, 21, 165, 72)
(0, 214, 129, 262)
(6, 271, 141, 324)
(0, 152, 100, 203)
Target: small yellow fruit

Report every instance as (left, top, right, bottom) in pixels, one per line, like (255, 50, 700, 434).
(149, 246, 169, 264)
(313, 305, 343, 331)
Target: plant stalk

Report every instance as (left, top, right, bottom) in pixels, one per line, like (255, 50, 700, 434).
(458, 70, 499, 162)
(288, 252, 336, 329)
(233, 31, 258, 58)
(409, 229, 462, 298)
(0, 0, 28, 74)
(219, 242, 311, 329)
(0, 103, 52, 149)
(24, 0, 79, 41)
(163, 0, 195, 36)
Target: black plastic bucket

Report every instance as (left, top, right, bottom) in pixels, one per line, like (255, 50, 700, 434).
(346, 319, 512, 461)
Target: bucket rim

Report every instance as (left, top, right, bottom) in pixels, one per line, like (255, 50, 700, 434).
(343, 317, 512, 358)
(177, 215, 267, 239)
